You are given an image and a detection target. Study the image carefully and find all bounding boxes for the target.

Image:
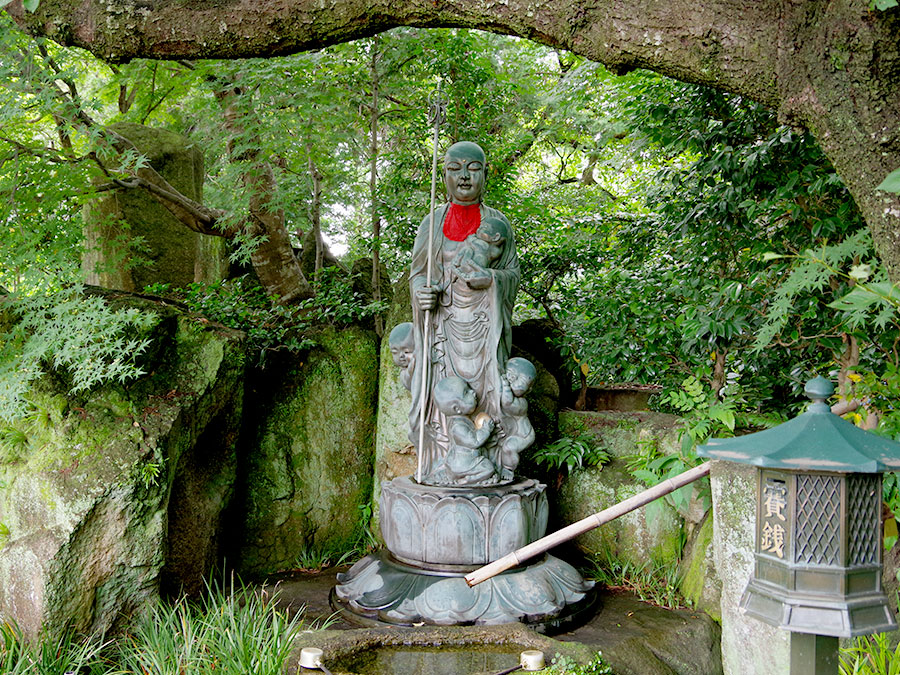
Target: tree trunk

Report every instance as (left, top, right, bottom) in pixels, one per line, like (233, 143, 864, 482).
(369, 37, 383, 337)
(7, 0, 900, 280)
(308, 153, 324, 273)
(214, 80, 314, 303)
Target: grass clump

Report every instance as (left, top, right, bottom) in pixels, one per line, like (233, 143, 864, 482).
(586, 549, 687, 610)
(0, 579, 318, 674)
(840, 632, 900, 675)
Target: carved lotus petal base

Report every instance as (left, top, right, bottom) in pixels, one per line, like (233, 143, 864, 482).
(332, 551, 595, 631)
(379, 476, 550, 568)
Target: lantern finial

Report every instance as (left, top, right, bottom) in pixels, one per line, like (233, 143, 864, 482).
(804, 376, 834, 411)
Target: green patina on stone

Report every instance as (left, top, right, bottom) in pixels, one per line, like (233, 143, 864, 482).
(238, 325, 379, 576)
(0, 298, 245, 639)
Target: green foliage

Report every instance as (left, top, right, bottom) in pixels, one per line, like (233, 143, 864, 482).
(664, 375, 737, 453)
(840, 632, 900, 675)
(300, 267, 389, 326)
(147, 270, 384, 368)
(586, 549, 687, 610)
(0, 289, 154, 424)
(877, 166, 900, 193)
(754, 230, 883, 350)
(0, 621, 109, 674)
(117, 580, 313, 675)
(545, 652, 614, 674)
(139, 460, 162, 489)
(531, 433, 610, 473)
(146, 277, 314, 368)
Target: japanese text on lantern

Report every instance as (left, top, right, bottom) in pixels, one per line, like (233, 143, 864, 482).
(760, 477, 788, 559)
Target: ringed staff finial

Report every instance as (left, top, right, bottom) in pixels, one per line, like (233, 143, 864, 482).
(416, 83, 446, 484)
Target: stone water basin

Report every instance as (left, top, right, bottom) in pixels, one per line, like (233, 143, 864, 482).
(289, 624, 595, 675)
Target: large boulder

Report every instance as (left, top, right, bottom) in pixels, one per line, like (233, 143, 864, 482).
(372, 279, 415, 531)
(554, 411, 690, 568)
(237, 325, 379, 576)
(82, 122, 228, 291)
(0, 296, 244, 639)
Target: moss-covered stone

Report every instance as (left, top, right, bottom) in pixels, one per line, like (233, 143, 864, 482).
(554, 411, 688, 568)
(237, 325, 379, 576)
(372, 278, 415, 532)
(0, 299, 245, 639)
(82, 122, 227, 291)
(677, 511, 720, 620)
(710, 460, 789, 674)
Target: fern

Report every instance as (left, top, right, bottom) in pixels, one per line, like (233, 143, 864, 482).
(0, 287, 155, 423)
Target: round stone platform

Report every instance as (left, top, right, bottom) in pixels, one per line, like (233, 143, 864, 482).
(332, 550, 594, 630)
(379, 476, 548, 568)
(334, 476, 594, 629)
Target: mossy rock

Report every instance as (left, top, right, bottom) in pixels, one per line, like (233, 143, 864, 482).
(372, 278, 415, 532)
(82, 122, 227, 291)
(554, 411, 690, 568)
(677, 511, 721, 620)
(238, 325, 379, 576)
(0, 298, 245, 639)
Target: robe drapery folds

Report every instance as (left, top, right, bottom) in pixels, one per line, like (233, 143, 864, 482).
(409, 203, 520, 482)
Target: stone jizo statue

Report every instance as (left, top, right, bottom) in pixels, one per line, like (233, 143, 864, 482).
(402, 140, 529, 485)
(498, 356, 537, 480)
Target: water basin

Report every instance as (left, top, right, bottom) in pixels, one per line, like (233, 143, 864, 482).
(333, 643, 523, 675)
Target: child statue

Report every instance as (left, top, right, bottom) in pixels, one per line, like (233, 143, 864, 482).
(452, 216, 509, 282)
(498, 357, 537, 480)
(388, 322, 415, 391)
(427, 376, 500, 486)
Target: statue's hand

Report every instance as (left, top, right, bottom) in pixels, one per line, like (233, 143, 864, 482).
(500, 377, 513, 407)
(415, 286, 439, 311)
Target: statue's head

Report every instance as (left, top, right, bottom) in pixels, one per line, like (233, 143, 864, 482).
(433, 375, 477, 416)
(505, 357, 537, 397)
(444, 141, 485, 206)
(477, 216, 508, 245)
(388, 322, 415, 368)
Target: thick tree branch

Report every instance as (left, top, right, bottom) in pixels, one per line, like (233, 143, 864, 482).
(5, 0, 900, 280)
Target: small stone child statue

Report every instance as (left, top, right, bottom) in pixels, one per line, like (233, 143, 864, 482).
(427, 376, 500, 486)
(388, 322, 415, 391)
(452, 216, 508, 281)
(499, 357, 537, 480)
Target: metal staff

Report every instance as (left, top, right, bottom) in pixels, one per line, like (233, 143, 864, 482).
(416, 86, 446, 484)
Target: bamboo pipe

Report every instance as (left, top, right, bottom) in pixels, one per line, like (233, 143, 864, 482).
(464, 461, 712, 587)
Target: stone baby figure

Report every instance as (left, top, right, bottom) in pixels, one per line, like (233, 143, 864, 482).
(499, 357, 537, 480)
(427, 376, 500, 486)
(388, 322, 415, 391)
(452, 216, 508, 283)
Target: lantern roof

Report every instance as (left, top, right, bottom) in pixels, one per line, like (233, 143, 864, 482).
(697, 377, 900, 473)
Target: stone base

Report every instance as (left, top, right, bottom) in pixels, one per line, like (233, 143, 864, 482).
(379, 476, 549, 567)
(332, 551, 594, 632)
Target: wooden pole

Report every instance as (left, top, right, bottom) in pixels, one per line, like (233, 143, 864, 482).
(464, 461, 712, 587)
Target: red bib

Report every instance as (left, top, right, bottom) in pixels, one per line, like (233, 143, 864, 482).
(443, 203, 481, 241)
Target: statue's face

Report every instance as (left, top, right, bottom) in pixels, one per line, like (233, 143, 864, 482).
(506, 366, 534, 397)
(390, 342, 413, 368)
(444, 145, 485, 205)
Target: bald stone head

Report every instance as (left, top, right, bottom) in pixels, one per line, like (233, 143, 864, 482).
(444, 142, 486, 205)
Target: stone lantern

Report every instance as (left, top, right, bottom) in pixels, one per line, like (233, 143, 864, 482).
(698, 377, 900, 673)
